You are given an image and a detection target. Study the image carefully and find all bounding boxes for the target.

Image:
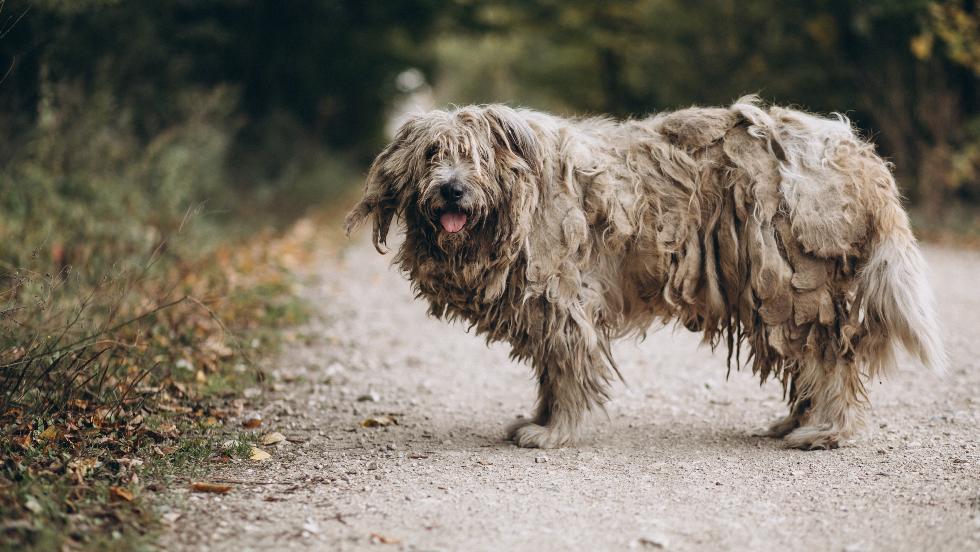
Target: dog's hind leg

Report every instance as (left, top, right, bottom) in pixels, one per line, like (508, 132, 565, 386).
(781, 358, 869, 450)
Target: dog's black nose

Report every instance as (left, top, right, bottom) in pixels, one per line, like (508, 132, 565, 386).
(440, 181, 466, 202)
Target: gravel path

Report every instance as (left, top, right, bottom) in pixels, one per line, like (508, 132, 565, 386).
(160, 238, 980, 551)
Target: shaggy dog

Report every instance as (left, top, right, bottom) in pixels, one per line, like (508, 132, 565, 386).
(345, 97, 945, 450)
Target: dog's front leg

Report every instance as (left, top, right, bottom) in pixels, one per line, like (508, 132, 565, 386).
(507, 326, 611, 448)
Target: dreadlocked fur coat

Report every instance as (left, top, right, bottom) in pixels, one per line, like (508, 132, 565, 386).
(345, 97, 945, 450)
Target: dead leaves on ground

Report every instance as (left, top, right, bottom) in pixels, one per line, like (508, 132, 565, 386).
(0, 218, 319, 549)
(242, 415, 263, 429)
(38, 425, 60, 442)
(260, 431, 285, 445)
(191, 482, 233, 494)
(249, 447, 272, 461)
(109, 486, 135, 502)
(360, 415, 397, 428)
(370, 532, 401, 545)
(0, 392, 253, 530)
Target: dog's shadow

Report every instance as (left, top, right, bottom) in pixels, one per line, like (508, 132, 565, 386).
(395, 418, 789, 456)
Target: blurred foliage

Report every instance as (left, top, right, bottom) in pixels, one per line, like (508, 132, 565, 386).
(3, 0, 978, 215)
(0, 0, 439, 161)
(433, 0, 980, 216)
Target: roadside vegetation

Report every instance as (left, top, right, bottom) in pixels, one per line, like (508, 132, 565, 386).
(0, 87, 343, 550)
(0, 2, 434, 548)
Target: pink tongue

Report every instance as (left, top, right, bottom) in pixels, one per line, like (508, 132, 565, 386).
(440, 211, 467, 233)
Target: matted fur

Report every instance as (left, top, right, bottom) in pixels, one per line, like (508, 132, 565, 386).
(346, 97, 946, 450)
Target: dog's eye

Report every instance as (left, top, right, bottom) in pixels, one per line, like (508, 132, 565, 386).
(424, 144, 439, 160)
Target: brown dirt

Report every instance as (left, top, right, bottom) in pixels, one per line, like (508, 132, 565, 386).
(159, 239, 980, 551)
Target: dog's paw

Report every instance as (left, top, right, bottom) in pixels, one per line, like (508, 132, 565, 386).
(783, 425, 840, 450)
(506, 419, 571, 449)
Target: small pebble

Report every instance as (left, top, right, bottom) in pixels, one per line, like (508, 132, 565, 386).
(301, 518, 319, 535)
(357, 391, 381, 402)
(535, 456, 548, 463)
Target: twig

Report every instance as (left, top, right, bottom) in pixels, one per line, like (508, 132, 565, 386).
(106, 361, 159, 420)
(200, 478, 284, 486)
(0, 296, 188, 369)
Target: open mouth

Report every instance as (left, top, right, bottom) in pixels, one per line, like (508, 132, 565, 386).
(439, 210, 468, 233)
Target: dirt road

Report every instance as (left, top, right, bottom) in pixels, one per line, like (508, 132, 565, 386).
(160, 238, 980, 551)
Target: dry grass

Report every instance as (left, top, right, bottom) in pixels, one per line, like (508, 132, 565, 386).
(0, 217, 321, 551)
(0, 86, 348, 551)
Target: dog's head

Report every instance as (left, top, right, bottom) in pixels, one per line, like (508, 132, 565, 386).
(345, 105, 540, 256)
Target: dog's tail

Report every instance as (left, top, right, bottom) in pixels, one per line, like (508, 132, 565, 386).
(855, 201, 946, 377)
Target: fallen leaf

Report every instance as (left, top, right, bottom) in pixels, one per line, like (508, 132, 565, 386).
(204, 337, 234, 358)
(157, 423, 178, 437)
(249, 447, 271, 461)
(191, 482, 233, 494)
(13, 433, 31, 449)
(38, 425, 59, 441)
(109, 486, 134, 502)
(68, 457, 101, 482)
(68, 399, 88, 410)
(637, 534, 668, 549)
(360, 415, 396, 428)
(24, 496, 42, 514)
(261, 432, 286, 446)
(369, 532, 401, 545)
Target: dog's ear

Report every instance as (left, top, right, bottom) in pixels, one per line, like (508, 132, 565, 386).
(345, 117, 425, 253)
(483, 105, 540, 174)
(346, 115, 432, 254)
(344, 159, 399, 254)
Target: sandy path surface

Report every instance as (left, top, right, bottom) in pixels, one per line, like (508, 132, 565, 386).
(160, 239, 980, 551)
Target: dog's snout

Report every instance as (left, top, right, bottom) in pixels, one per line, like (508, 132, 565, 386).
(440, 180, 466, 202)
